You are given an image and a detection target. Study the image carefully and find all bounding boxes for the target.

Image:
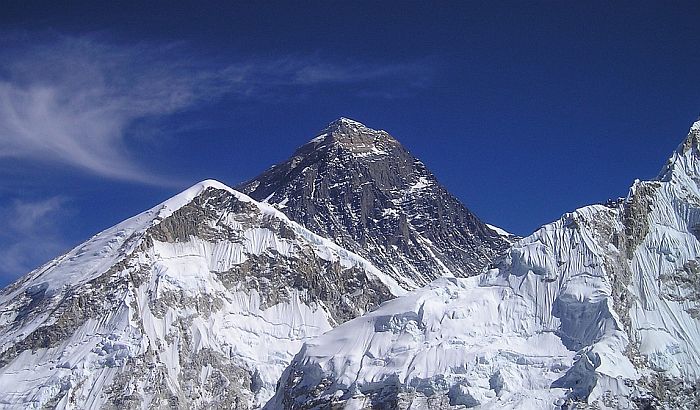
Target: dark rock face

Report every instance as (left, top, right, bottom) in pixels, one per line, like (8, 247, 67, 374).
(238, 118, 510, 289)
(267, 120, 700, 410)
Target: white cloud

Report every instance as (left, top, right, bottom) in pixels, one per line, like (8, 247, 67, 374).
(0, 33, 432, 286)
(0, 36, 219, 185)
(291, 61, 425, 85)
(0, 33, 430, 185)
(0, 197, 69, 283)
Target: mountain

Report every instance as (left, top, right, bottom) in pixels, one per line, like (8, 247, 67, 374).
(238, 118, 512, 290)
(268, 120, 700, 409)
(0, 180, 405, 409)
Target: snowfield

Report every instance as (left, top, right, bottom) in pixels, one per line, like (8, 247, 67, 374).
(1, 118, 699, 409)
(0, 180, 401, 409)
(268, 120, 700, 409)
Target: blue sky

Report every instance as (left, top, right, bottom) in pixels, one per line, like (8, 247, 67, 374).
(0, 1, 699, 287)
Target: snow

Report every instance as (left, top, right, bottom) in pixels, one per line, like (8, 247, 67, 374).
(0, 180, 228, 302)
(308, 133, 329, 144)
(268, 121, 700, 408)
(268, 277, 575, 409)
(271, 203, 627, 406)
(352, 146, 388, 157)
(334, 117, 367, 128)
(409, 176, 432, 191)
(0, 178, 403, 409)
(486, 223, 513, 238)
(4, 118, 700, 409)
(624, 123, 700, 381)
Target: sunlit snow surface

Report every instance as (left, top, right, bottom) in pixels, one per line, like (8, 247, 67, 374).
(2, 119, 700, 409)
(0, 180, 402, 409)
(269, 121, 700, 409)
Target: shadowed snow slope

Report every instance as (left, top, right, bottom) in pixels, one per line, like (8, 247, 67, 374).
(0, 180, 402, 409)
(267, 120, 700, 409)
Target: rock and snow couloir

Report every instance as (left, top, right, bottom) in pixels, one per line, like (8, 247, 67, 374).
(268, 120, 700, 409)
(0, 180, 405, 409)
(238, 118, 512, 290)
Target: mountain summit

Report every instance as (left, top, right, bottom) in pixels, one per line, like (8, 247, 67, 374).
(268, 119, 700, 409)
(3, 117, 696, 409)
(0, 180, 403, 408)
(311, 117, 398, 152)
(0, 118, 513, 409)
(238, 118, 511, 290)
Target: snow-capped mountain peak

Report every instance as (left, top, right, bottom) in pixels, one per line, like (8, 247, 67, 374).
(269, 119, 700, 409)
(238, 118, 511, 291)
(306, 117, 397, 156)
(0, 179, 402, 409)
(657, 118, 700, 183)
(5, 117, 698, 410)
(321, 117, 383, 136)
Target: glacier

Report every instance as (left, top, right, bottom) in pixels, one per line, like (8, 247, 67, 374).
(0, 180, 403, 409)
(1, 118, 699, 409)
(268, 120, 700, 409)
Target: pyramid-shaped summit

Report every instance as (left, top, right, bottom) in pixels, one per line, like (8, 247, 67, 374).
(266, 119, 700, 410)
(238, 118, 511, 290)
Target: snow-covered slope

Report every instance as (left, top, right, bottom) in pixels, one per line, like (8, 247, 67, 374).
(268, 120, 700, 409)
(238, 118, 511, 290)
(0, 180, 402, 409)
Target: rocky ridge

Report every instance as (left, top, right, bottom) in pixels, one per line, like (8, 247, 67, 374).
(267, 120, 700, 409)
(0, 180, 404, 409)
(238, 118, 512, 290)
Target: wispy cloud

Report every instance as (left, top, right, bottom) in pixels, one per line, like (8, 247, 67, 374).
(291, 60, 428, 87)
(0, 197, 70, 283)
(0, 36, 202, 185)
(0, 32, 430, 185)
(0, 32, 432, 286)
